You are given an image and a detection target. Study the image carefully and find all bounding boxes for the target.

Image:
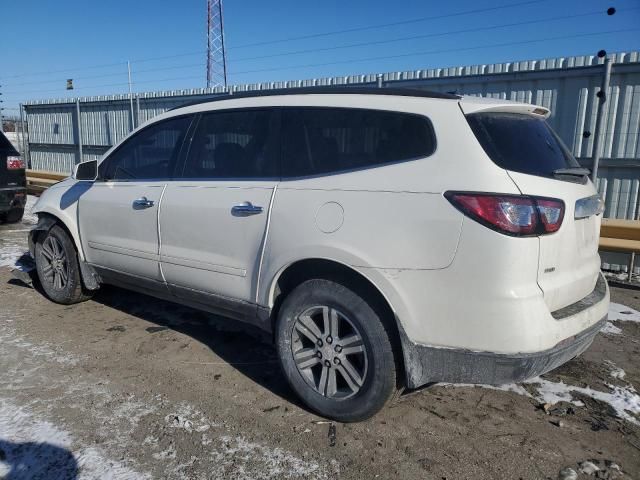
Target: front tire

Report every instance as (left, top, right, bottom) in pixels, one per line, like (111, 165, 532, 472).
(276, 279, 398, 422)
(35, 224, 93, 304)
(5, 207, 24, 223)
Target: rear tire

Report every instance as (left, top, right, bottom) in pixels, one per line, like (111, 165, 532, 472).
(5, 207, 24, 224)
(276, 279, 398, 422)
(35, 224, 93, 304)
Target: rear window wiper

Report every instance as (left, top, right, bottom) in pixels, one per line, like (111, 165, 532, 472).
(553, 167, 590, 177)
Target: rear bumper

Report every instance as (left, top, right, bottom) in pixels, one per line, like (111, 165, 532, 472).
(401, 273, 609, 388)
(402, 315, 605, 387)
(0, 187, 26, 213)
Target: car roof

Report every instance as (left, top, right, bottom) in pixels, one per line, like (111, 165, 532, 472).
(169, 87, 460, 111)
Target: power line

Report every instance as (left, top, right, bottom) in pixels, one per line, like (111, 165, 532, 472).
(228, 28, 640, 77)
(0, 61, 128, 81)
(0, 0, 552, 81)
(3, 6, 634, 91)
(229, 0, 551, 49)
(1, 63, 206, 88)
(4, 74, 210, 96)
(7, 28, 637, 98)
(232, 8, 632, 63)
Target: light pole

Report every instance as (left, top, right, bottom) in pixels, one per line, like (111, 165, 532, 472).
(590, 49, 612, 184)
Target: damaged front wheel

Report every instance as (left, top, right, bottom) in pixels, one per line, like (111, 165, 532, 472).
(35, 224, 93, 304)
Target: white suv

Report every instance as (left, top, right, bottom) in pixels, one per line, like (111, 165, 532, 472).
(30, 88, 609, 421)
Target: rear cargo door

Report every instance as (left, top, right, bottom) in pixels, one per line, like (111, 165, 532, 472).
(466, 110, 602, 312)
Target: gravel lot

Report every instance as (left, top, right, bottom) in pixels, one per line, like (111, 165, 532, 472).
(1, 199, 639, 479)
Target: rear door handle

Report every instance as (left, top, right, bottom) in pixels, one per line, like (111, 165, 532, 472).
(231, 201, 264, 216)
(133, 197, 155, 209)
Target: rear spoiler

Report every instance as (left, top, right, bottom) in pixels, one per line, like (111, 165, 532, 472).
(458, 98, 550, 119)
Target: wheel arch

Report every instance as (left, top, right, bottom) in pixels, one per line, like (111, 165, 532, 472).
(30, 211, 100, 290)
(268, 258, 406, 386)
(29, 212, 68, 254)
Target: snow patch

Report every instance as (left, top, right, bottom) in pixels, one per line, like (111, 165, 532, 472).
(164, 402, 218, 433)
(525, 377, 640, 425)
(0, 316, 81, 367)
(0, 240, 26, 268)
(0, 398, 147, 480)
(444, 372, 640, 426)
(608, 303, 640, 322)
(215, 435, 325, 479)
(604, 360, 626, 380)
(0, 195, 37, 268)
(601, 321, 622, 335)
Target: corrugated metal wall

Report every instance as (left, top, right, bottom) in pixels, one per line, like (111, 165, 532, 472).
(23, 51, 640, 222)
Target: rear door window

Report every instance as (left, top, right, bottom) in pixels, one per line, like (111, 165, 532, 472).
(179, 109, 279, 179)
(466, 112, 580, 179)
(281, 108, 436, 177)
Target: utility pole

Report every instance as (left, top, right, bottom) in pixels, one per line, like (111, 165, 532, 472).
(0, 85, 4, 133)
(19, 103, 28, 162)
(590, 49, 612, 184)
(590, 6, 617, 183)
(127, 61, 135, 131)
(206, 0, 228, 89)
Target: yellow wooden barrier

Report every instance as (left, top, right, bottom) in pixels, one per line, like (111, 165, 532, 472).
(26, 170, 67, 195)
(599, 218, 640, 282)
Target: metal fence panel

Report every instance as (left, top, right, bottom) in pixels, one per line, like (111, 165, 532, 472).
(29, 146, 77, 173)
(26, 105, 76, 145)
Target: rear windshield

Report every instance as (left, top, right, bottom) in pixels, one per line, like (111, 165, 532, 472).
(0, 131, 19, 155)
(466, 112, 579, 178)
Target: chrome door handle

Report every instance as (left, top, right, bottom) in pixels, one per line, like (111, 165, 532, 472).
(132, 196, 155, 209)
(231, 201, 264, 216)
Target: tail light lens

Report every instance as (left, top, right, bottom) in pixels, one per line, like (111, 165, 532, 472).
(7, 156, 25, 170)
(445, 192, 564, 236)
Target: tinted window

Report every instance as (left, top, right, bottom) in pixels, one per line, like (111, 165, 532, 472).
(0, 131, 19, 155)
(282, 108, 436, 177)
(466, 113, 580, 178)
(100, 116, 191, 181)
(180, 109, 279, 179)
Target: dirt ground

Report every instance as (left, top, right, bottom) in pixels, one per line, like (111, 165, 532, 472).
(1, 211, 639, 479)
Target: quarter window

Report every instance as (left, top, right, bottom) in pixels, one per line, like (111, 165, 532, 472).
(281, 108, 436, 177)
(180, 109, 279, 179)
(100, 116, 192, 181)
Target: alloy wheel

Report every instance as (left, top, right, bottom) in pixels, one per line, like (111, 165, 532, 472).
(291, 306, 368, 399)
(40, 236, 68, 290)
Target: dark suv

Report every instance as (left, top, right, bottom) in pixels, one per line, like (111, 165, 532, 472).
(0, 130, 26, 223)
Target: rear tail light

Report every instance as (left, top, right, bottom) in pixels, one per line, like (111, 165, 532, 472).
(7, 156, 25, 170)
(445, 192, 564, 236)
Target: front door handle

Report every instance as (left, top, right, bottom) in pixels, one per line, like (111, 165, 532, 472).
(133, 197, 155, 209)
(231, 201, 264, 216)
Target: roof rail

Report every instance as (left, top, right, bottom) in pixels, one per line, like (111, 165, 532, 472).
(169, 86, 460, 111)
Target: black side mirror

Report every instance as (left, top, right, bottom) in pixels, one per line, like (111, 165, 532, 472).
(73, 160, 98, 181)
